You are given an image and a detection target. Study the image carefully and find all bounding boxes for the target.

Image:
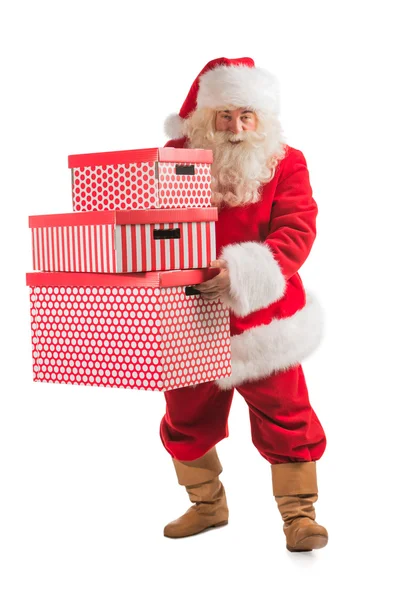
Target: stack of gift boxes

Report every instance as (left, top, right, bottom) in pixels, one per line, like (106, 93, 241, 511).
(27, 147, 232, 391)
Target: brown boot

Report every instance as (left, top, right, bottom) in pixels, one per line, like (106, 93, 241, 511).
(271, 461, 328, 552)
(164, 447, 229, 538)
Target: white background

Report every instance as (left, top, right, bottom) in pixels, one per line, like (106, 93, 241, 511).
(1, 1, 398, 598)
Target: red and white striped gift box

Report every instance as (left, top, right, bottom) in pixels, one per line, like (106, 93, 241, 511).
(68, 147, 213, 212)
(27, 270, 231, 391)
(29, 208, 217, 274)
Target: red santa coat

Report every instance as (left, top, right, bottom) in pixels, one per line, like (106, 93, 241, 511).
(165, 138, 323, 390)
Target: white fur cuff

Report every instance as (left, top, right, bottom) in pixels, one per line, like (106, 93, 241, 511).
(220, 242, 286, 317)
(215, 292, 323, 390)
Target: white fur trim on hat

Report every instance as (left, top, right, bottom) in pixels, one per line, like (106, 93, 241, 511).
(164, 113, 185, 139)
(197, 64, 280, 115)
(220, 241, 286, 317)
(214, 292, 323, 389)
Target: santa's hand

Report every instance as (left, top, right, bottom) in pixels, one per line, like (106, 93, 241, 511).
(193, 259, 230, 301)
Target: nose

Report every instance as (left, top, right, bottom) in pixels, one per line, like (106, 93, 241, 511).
(229, 118, 243, 134)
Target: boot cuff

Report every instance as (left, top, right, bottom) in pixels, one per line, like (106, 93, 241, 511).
(271, 461, 318, 496)
(173, 447, 223, 486)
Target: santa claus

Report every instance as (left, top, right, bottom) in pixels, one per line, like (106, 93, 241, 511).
(160, 57, 328, 552)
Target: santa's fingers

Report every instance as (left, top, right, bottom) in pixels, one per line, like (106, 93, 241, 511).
(194, 283, 219, 293)
(200, 289, 223, 298)
(194, 273, 227, 292)
(209, 259, 228, 269)
(193, 282, 218, 293)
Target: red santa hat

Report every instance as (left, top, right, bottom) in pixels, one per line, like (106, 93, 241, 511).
(164, 57, 280, 139)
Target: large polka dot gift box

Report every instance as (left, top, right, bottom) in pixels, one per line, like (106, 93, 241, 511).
(26, 270, 232, 392)
(29, 207, 217, 274)
(68, 148, 213, 212)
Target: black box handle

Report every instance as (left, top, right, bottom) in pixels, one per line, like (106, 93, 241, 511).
(185, 286, 201, 296)
(153, 228, 181, 240)
(175, 165, 195, 175)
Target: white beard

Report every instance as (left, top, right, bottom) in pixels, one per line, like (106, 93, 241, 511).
(188, 129, 281, 208)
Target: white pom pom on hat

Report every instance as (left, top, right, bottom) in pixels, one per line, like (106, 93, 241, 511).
(164, 113, 185, 140)
(164, 56, 280, 139)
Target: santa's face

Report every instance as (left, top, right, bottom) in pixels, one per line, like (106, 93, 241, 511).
(189, 107, 271, 208)
(185, 105, 285, 208)
(215, 108, 258, 137)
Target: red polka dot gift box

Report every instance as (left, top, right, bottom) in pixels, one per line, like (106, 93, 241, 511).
(29, 208, 217, 274)
(26, 269, 232, 392)
(68, 148, 213, 212)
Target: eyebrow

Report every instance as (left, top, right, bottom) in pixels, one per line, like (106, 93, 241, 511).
(219, 109, 254, 115)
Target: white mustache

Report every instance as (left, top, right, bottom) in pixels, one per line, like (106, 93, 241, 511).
(228, 134, 245, 142)
(216, 132, 246, 143)
(214, 130, 265, 147)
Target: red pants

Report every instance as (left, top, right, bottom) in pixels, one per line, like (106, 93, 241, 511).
(160, 365, 326, 465)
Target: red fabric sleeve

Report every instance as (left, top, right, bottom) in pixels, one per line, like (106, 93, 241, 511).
(164, 137, 187, 148)
(266, 148, 318, 280)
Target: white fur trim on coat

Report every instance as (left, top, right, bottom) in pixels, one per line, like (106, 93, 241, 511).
(215, 292, 323, 390)
(220, 242, 286, 317)
(164, 113, 184, 139)
(197, 65, 280, 115)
